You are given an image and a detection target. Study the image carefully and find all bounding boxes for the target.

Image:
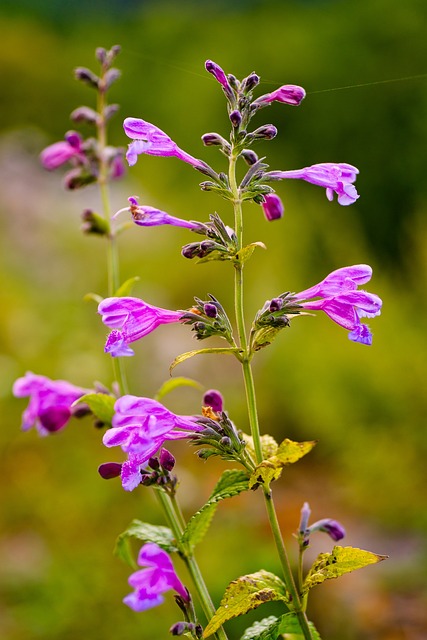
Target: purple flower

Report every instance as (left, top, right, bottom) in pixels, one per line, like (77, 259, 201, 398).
(261, 193, 284, 221)
(40, 131, 84, 170)
(124, 543, 188, 612)
(103, 395, 202, 490)
(13, 372, 90, 435)
(253, 84, 306, 107)
(205, 60, 233, 95)
(293, 265, 382, 345)
(113, 196, 201, 230)
(123, 117, 205, 170)
(268, 163, 359, 206)
(203, 389, 224, 413)
(98, 296, 183, 357)
(308, 519, 346, 542)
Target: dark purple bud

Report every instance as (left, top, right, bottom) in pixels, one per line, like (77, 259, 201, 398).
(269, 298, 284, 312)
(220, 436, 232, 447)
(148, 456, 160, 470)
(74, 67, 100, 89)
(170, 622, 187, 636)
(203, 303, 218, 318)
(140, 473, 152, 486)
(201, 133, 230, 154)
(64, 169, 97, 190)
(308, 518, 346, 541)
(229, 110, 242, 127)
(64, 131, 82, 149)
(71, 404, 91, 419)
(39, 407, 71, 432)
(252, 124, 278, 140)
(240, 149, 258, 165)
(261, 193, 284, 222)
(181, 243, 201, 259)
(70, 106, 99, 125)
(203, 389, 223, 413)
(159, 448, 176, 471)
(98, 462, 122, 479)
(242, 72, 260, 92)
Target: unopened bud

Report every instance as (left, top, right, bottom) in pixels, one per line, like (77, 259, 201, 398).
(98, 462, 122, 479)
(159, 448, 175, 471)
(240, 149, 258, 165)
(220, 436, 232, 447)
(170, 622, 187, 636)
(203, 389, 223, 413)
(242, 72, 260, 92)
(81, 209, 109, 235)
(229, 110, 242, 127)
(251, 124, 278, 140)
(269, 298, 284, 312)
(95, 47, 108, 64)
(148, 456, 160, 470)
(104, 103, 120, 121)
(103, 68, 121, 90)
(70, 106, 99, 125)
(203, 303, 218, 318)
(74, 67, 100, 89)
(64, 168, 97, 190)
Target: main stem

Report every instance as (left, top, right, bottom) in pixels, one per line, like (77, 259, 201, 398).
(229, 153, 313, 640)
(156, 491, 229, 640)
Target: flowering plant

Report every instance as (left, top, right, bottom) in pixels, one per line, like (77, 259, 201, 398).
(14, 46, 386, 639)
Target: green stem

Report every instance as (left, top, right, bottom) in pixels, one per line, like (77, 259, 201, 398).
(229, 150, 313, 640)
(156, 491, 229, 640)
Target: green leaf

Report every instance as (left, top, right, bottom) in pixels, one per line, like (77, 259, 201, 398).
(83, 291, 103, 304)
(154, 376, 203, 402)
(303, 545, 388, 594)
(114, 520, 177, 568)
(235, 241, 267, 265)
(203, 570, 288, 638)
(249, 439, 317, 490)
(181, 470, 249, 553)
(77, 393, 116, 426)
(114, 276, 140, 297)
(242, 433, 278, 462)
(170, 347, 241, 373)
(240, 613, 322, 640)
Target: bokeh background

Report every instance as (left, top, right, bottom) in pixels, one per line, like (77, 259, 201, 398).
(1, 0, 427, 638)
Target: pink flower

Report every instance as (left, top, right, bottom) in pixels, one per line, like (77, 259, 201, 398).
(13, 372, 90, 435)
(253, 84, 306, 107)
(261, 193, 284, 221)
(98, 296, 183, 357)
(40, 131, 83, 170)
(124, 543, 188, 612)
(268, 163, 359, 206)
(113, 196, 201, 229)
(123, 117, 206, 170)
(293, 265, 382, 345)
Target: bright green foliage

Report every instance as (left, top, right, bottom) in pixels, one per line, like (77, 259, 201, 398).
(170, 347, 242, 373)
(241, 613, 322, 640)
(203, 570, 289, 638)
(154, 376, 202, 402)
(114, 276, 140, 297)
(303, 545, 388, 594)
(249, 439, 317, 490)
(235, 241, 266, 265)
(77, 392, 116, 426)
(115, 520, 177, 568)
(181, 469, 249, 553)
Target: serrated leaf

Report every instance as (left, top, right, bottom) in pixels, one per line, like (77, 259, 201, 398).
(114, 520, 177, 568)
(170, 347, 241, 373)
(114, 276, 140, 297)
(240, 616, 279, 640)
(154, 376, 203, 402)
(181, 470, 249, 553)
(77, 393, 116, 425)
(249, 439, 317, 490)
(242, 433, 278, 462)
(276, 612, 321, 639)
(303, 545, 388, 594)
(203, 570, 288, 638)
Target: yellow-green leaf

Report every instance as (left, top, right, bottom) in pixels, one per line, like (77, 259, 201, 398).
(235, 241, 267, 265)
(303, 545, 388, 594)
(242, 433, 278, 462)
(114, 520, 177, 568)
(76, 393, 116, 426)
(170, 347, 241, 373)
(204, 570, 288, 638)
(249, 439, 316, 490)
(114, 276, 140, 297)
(154, 377, 202, 402)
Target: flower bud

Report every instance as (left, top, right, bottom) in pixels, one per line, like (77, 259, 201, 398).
(229, 110, 242, 127)
(64, 169, 97, 190)
(70, 106, 99, 125)
(96, 48, 108, 64)
(220, 436, 232, 447)
(181, 243, 202, 259)
(148, 456, 160, 470)
(170, 622, 187, 636)
(74, 66, 100, 89)
(159, 448, 176, 471)
(242, 72, 260, 92)
(104, 103, 120, 122)
(103, 67, 121, 90)
(98, 462, 122, 479)
(251, 124, 278, 140)
(203, 303, 218, 318)
(81, 209, 110, 235)
(203, 389, 223, 413)
(261, 193, 284, 221)
(269, 298, 284, 312)
(240, 149, 258, 165)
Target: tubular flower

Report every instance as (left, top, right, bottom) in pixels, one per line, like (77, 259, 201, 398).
(103, 395, 202, 490)
(268, 163, 359, 206)
(253, 84, 306, 107)
(98, 296, 183, 357)
(124, 543, 188, 612)
(113, 196, 201, 230)
(40, 131, 84, 170)
(293, 264, 382, 345)
(13, 372, 90, 435)
(261, 193, 284, 221)
(205, 59, 232, 92)
(123, 117, 206, 170)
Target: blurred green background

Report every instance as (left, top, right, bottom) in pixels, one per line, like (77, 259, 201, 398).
(1, 0, 427, 638)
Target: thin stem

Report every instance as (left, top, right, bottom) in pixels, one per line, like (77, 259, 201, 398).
(156, 491, 229, 640)
(229, 150, 313, 640)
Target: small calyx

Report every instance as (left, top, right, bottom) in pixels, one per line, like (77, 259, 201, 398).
(250, 293, 303, 352)
(140, 449, 177, 495)
(182, 213, 238, 262)
(193, 408, 248, 466)
(180, 294, 235, 344)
